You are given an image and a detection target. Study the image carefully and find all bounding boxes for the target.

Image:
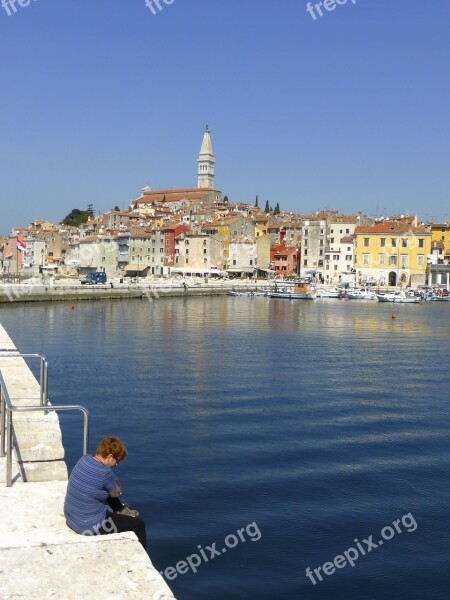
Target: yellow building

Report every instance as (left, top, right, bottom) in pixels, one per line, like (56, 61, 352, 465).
(354, 222, 431, 287)
(430, 222, 450, 263)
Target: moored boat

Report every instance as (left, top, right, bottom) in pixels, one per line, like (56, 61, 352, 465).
(376, 291, 422, 304)
(424, 289, 449, 302)
(268, 280, 317, 300)
(316, 287, 342, 298)
(346, 287, 377, 300)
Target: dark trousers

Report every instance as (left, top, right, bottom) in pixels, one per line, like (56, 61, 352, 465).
(97, 497, 147, 550)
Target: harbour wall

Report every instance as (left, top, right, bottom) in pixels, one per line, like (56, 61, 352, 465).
(0, 280, 259, 303)
(0, 323, 176, 599)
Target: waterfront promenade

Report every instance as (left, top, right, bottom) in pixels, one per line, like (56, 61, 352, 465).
(0, 278, 259, 303)
(0, 324, 176, 600)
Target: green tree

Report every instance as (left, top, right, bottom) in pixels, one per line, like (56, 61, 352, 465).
(61, 208, 90, 227)
(274, 202, 280, 215)
(223, 195, 229, 203)
(265, 200, 270, 212)
(255, 195, 259, 208)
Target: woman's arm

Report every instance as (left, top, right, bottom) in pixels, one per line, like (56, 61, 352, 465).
(109, 482, 122, 498)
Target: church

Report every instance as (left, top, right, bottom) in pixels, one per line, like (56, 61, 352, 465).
(132, 125, 222, 211)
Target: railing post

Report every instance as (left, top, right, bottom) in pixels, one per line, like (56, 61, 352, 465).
(6, 409, 12, 487)
(83, 408, 90, 455)
(0, 387, 5, 457)
(43, 358, 48, 406)
(39, 358, 44, 406)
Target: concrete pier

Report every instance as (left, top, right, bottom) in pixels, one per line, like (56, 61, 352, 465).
(0, 324, 176, 600)
(0, 279, 260, 304)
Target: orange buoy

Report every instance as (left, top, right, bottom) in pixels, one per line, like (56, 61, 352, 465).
(71, 305, 75, 310)
(391, 313, 396, 319)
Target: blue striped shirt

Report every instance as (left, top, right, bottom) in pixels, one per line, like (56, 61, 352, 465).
(64, 455, 116, 534)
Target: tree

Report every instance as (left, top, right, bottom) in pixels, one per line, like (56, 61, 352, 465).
(61, 208, 90, 227)
(265, 200, 270, 212)
(223, 195, 229, 203)
(255, 195, 259, 208)
(113, 205, 121, 212)
(274, 202, 280, 215)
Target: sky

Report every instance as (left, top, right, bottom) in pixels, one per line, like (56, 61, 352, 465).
(1, 0, 449, 233)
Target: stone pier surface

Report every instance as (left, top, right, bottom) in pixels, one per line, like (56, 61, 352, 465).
(0, 324, 176, 600)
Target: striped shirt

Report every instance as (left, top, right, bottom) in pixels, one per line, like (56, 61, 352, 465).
(64, 455, 116, 534)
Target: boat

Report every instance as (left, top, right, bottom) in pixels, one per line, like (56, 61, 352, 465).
(376, 291, 422, 304)
(346, 288, 377, 300)
(316, 287, 342, 298)
(267, 280, 317, 300)
(424, 289, 449, 302)
(228, 290, 261, 297)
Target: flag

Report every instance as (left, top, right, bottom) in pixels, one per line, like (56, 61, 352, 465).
(16, 238, 26, 252)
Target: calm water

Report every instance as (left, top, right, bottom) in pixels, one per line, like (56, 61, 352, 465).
(1, 296, 449, 600)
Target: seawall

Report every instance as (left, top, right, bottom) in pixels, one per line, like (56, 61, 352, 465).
(0, 323, 176, 599)
(0, 280, 260, 303)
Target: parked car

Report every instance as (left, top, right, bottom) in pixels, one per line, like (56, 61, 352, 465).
(80, 272, 107, 285)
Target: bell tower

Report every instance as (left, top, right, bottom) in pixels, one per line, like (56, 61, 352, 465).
(197, 124, 215, 189)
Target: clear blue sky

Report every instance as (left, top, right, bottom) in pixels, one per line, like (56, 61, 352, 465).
(1, 0, 449, 233)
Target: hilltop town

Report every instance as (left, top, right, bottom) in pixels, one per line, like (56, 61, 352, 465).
(1, 127, 449, 288)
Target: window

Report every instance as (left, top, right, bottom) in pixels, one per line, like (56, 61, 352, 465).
(334, 264, 338, 270)
(330, 237, 334, 243)
(304, 229, 308, 236)
(203, 249, 207, 254)
(166, 249, 169, 255)
(186, 249, 189, 255)
(233, 259, 236, 266)
(319, 249, 323, 256)
(304, 259, 307, 266)
(380, 238, 386, 247)
(249, 259, 253, 266)
(363, 254, 369, 265)
(389, 255, 397, 265)
(346, 229, 349, 234)
(401, 254, 407, 267)
(418, 239, 424, 248)
(379, 253, 385, 265)
(417, 255, 424, 266)
(402, 238, 408, 248)
(166, 239, 170, 245)
(333, 255, 339, 261)
(160, 248, 163, 253)
(345, 255, 352, 261)
(391, 238, 397, 247)
(304, 239, 307, 246)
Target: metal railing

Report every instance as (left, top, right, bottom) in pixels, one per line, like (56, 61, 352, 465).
(0, 370, 89, 487)
(0, 351, 48, 406)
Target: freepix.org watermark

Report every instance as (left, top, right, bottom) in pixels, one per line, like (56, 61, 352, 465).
(1, 0, 38, 17)
(145, 0, 175, 16)
(160, 521, 262, 581)
(306, 0, 359, 21)
(306, 512, 418, 585)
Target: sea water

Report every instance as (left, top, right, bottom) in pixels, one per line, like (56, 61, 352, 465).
(0, 296, 449, 600)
